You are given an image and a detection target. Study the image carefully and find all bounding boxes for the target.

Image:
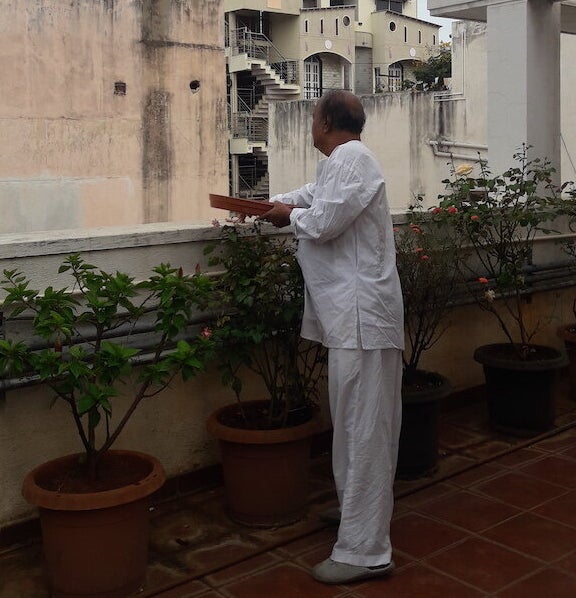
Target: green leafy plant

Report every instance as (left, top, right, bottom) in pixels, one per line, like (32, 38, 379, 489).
(432, 146, 561, 358)
(0, 254, 215, 479)
(205, 223, 326, 430)
(413, 42, 451, 90)
(395, 198, 458, 388)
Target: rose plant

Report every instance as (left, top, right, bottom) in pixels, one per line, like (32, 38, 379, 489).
(395, 197, 458, 388)
(205, 221, 326, 430)
(431, 147, 567, 435)
(432, 146, 561, 358)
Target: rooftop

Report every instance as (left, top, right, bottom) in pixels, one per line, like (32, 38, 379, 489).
(2, 381, 576, 597)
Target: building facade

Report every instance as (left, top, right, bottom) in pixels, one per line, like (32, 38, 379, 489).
(225, 0, 441, 198)
(0, 0, 229, 234)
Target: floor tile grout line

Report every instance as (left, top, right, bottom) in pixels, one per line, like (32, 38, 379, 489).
(399, 506, 576, 574)
(415, 556, 551, 596)
(394, 419, 576, 501)
(142, 524, 337, 597)
(144, 423, 576, 597)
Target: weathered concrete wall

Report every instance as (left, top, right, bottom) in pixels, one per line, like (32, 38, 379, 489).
(355, 47, 373, 94)
(0, 223, 319, 529)
(0, 222, 574, 529)
(269, 91, 468, 211)
(270, 20, 576, 209)
(0, 0, 228, 234)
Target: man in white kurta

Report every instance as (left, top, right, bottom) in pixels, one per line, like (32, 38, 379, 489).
(261, 90, 404, 585)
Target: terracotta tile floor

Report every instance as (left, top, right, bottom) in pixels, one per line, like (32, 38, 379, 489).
(2, 389, 576, 598)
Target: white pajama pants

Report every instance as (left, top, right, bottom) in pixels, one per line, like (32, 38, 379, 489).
(328, 347, 403, 567)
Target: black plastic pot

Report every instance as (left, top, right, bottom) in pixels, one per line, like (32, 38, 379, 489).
(397, 371, 451, 479)
(474, 343, 568, 437)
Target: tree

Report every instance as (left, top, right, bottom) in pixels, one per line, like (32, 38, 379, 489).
(413, 43, 451, 90)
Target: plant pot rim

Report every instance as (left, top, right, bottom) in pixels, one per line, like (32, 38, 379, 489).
(473, 343, 568, 371)
(22, 450, 166, 512)
(558, 324, 576, 344)
(402, 370, 452, 404)
(207, 399, 321, 445)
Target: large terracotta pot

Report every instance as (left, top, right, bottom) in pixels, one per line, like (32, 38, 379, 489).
(207, 400, 321, 527)
(474, 343, 568, 437)
(22, 450, 165, 598)
(397, 371, 451, 480)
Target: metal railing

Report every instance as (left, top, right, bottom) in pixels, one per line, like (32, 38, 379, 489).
(229, 28, 299, 85)
(231, 113, 268, 142)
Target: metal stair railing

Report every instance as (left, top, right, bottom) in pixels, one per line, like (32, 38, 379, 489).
(230, 27, 299, 85)
(229, 96, 268, 142)
(231, 113, 268, 143)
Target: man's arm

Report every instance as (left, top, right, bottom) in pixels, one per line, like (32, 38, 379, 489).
(270, 182, 316, 208)
(259, 203, 294, 228)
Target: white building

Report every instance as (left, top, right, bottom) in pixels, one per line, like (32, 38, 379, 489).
(225, 0, 441, 197)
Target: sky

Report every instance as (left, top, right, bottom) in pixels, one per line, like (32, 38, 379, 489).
(417, 0, 454, 42)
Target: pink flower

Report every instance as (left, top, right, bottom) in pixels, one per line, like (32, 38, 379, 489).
(415, 247, 424, 252)
(470, 214, 479, 221)
(420, 255, 430, 261)
(447, 206, 458, 214)
(478, 277, 489, 284)
(211, 219, 221, 228)
(410, 224, 422, 234)
(432, 207, 443, 214)
(393, 227, 400, 233)
(201, 327, 213, 339)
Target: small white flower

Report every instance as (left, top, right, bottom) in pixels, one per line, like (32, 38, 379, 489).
(484, 289, 496, 303)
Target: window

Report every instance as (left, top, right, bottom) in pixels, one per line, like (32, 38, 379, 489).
(320, 18, 324, 34)
(343, 15, 351, 26)
(303, 0, 318, 7)
(418, 30, 422, 44)
(304, 56, 322, 99)
(404, 26, 407, 42)
(433, 34, 436, 45)
(388, 64, 403, 92)
(376, 0, 403, 13)
(335, 18, 339, 36)
(304, 19, 309, 33)
(389, 21, 396, 32)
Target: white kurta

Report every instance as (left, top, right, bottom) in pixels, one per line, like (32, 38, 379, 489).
(272, 140, 404, 351)
(272, 140, 404, 567)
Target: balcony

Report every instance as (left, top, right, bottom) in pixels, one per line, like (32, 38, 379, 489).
(3, 375, 576, 595)
(2, 203, 576, 596)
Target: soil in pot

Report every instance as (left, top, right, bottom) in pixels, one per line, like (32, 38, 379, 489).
(22, 450, 165, 598)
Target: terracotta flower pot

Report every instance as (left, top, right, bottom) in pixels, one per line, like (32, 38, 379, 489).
(207, 400, 321, 527)
(474, 343, 568, 437)
(22, 450, 165, 598)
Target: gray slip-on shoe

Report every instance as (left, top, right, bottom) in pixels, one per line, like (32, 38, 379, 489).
(318, 507, 341, 525)
(312, 558, 395, 584)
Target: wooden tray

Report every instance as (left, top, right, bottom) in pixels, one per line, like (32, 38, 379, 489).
(209, 194, 273, 216)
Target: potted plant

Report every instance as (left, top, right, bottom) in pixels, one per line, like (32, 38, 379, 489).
(204, 222, 326, 527)
(394, 199, 457, 478)
(0, 254, 215, 598)
(553, 189, 576, 397)
(433, 147, 567, 436)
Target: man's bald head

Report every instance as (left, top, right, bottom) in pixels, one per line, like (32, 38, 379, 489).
(316, 90, 366, 135)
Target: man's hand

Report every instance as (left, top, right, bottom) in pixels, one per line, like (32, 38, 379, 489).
(258, 203, 294, 228)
